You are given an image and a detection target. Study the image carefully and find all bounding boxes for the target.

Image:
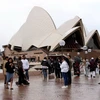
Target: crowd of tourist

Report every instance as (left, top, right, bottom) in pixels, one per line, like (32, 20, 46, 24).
(41, 55, 73, 88)
(1, 54, 100, 90)
(41, 55, 100, 88)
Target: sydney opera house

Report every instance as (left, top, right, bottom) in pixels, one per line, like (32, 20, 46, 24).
(3, 6, 100, 61)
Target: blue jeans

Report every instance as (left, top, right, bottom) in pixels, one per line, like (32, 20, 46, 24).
(25, 69, 29, 80)
(62, 72, 68, 86)
(42, 69, 47, 79)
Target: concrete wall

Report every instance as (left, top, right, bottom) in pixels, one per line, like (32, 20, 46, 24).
(3, 47, 47, 61)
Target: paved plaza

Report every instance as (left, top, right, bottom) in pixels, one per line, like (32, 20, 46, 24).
(0, 72, 100, 100)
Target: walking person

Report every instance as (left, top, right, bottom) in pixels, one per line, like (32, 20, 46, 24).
(21, 55, 30, 81)
(60, 56, 69, 88)
(17, 56, 25, 86)
(2, 56, 8, 85)
(41, 57, 49, 80)
(5, 58, 15, 90)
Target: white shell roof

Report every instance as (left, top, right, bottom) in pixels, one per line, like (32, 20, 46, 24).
(38, 16, 84, 49)
(9, 6, 100, 51)
(57, 16, 81, 35)
(9, 6, 56, 51)
(85, 30, 100, 45)
(50, 26, 81, 51)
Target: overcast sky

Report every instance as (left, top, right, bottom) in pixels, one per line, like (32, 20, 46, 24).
(0, 0, 100, 51)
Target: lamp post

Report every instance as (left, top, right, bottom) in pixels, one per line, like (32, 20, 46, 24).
(59, 40, 65, 55)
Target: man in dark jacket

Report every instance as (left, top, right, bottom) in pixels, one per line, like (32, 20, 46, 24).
(67, 55, 72, 85)
(17, 56, 25, 85)
(41, 57, 49, 80)
(54, 58, 61, 79)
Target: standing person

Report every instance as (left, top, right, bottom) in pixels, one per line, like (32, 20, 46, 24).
(17, 56, 24, 86)
(95, 57, 100, 75)
(85, 59, 90, 77)
(50, 58, 54, 73)
(88, 57, 96, 78)
(67, 55, 72, 85)
(41, 57, 49, 80)
(73, 56, 81, 76)
(2, 56, 8, 85)
(60, 57, 69, 88)
(47, 57, 52, 75)
(97, 56, 100, 75)
(5, 58, 15, 90)
(58, 58, 62, 79)
(54, 58, 61, 79)
(97, 57, 100, 84)
(21, 55, 30, 81)
(82, 59, 86, 75)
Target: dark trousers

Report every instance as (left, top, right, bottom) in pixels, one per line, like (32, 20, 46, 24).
(25, 69, 29, 80)
(42, 69, 47, 79)
(18, 74, 24, 85)
(55, 69, 61, 78)
(4, 75, 7, 84)
(68, 70, 71, 85)
(48, 67, 52, 74)
(62, 72, 68, 86)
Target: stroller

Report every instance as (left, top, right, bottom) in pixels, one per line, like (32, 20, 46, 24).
(15, 66, 30, 85)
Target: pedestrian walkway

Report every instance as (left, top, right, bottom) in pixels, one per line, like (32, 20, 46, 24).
(0, 74, 100, 100)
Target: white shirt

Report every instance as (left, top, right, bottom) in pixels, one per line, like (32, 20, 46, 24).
(60, 60, 69, 72)
(21, 59, 29, 70)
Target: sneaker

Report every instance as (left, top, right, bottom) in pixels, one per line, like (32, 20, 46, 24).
(62, 86, 68, 88)
(98, 83, 100, 84)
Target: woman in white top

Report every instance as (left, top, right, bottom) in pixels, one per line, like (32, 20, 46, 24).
(60, 57, 69, 88)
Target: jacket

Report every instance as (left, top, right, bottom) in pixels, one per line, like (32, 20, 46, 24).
(5, 62, 15, 73)
(60, 60, 69, 72)
(41, 59, 49, 69)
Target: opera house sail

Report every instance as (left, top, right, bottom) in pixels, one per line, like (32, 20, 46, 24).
(2, 6, 100, 60)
